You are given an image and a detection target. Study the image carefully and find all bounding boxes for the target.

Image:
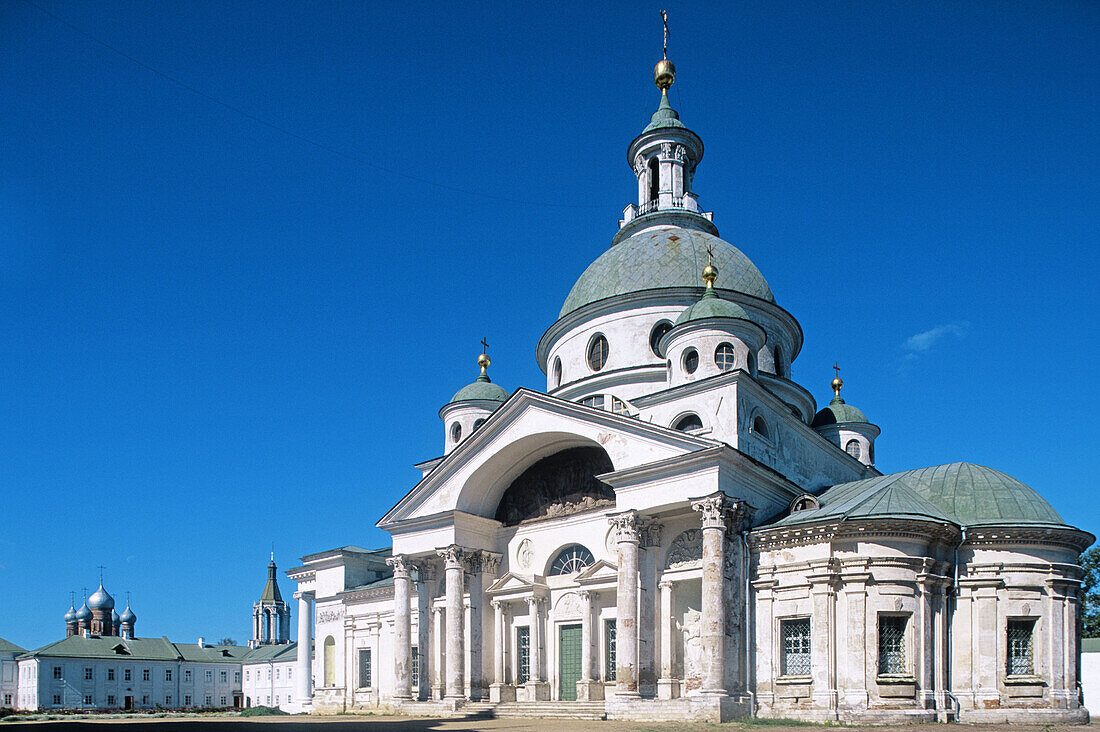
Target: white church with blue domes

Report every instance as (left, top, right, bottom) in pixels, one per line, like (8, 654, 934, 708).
(284, 48, 1092, 725)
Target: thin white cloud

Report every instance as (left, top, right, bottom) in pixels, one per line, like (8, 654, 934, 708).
(905, 322, 970, 352)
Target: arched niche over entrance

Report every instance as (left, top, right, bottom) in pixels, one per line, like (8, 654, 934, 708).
(494, 446, 614, 525)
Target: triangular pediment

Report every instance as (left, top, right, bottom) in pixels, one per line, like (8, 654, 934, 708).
(379, 389, 715, 528)
(485, 572, 548, 596)
(575, 559, 618, 585)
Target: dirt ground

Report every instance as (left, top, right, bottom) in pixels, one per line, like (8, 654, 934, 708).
(2, 715, 1098, 732)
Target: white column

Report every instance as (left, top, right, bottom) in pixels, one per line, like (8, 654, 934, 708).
(610, 510, 640, 696)
(492, 600, 505, 683)
(416, 564, 432, 701)
(433, 606, 445, 700)
(387, 555, 413, 699)
(437, 545, 466, 700)
(295, 592, 312, 706)
(691, 492, 736, 695)
(658, 579, 676, 698)
(580, 590, 593, 681)
(527, 596, 543, 684)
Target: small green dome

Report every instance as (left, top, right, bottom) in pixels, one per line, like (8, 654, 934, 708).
(560, 229, 774, 317)
(449, 375, 509, 404)
(644, 92, 686, 132)
(673, 289, 750, 325)
(812, 397, 869, 426)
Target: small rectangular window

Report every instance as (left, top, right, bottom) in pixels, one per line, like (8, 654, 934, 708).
(878, 615, 907, 675)
(53, 694, 61, 705)
(185, 695, 191, 706)
(205, 695, 212, 707)
(124, 669, 131, 682)
(358, 649, 372, 689)
(84, 667, 93, 680)
(165, 694, 172, 706)
(234, 671, 240, 683)
(142, 695, 148, 706)
(107, 694, 115, 706)
(220, 696, 227, 706)
(83, 695, 93, 705)
(517, 627, 531, 684)
(165, 669, 172, 682)
(143, 669, 150, 681)
(205, 670, 212, 682)
(221, 670, 227, 682)
(781, 618, 811, 676)
(411, 646, 419, 689)
(1007, 619, 1036, 675)
(53, 666, 62, 680)
(245, 670, 249, 681)
(184, 669, 191, 681)
(107, 668, 115, 681)
(605, 619, 617, 681)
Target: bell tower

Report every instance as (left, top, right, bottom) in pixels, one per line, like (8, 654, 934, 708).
(616, 11, 717, 245)
(250, 552, 291, 648)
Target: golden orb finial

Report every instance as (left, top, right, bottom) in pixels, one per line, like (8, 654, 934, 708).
(831, 376, 843, 397)
(478, 352, 490, 372)
(654, 58, 676, 91)
(702, 245, 718, 288)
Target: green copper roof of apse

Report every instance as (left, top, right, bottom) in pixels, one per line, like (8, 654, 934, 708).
(674, 288, 750, 325)
(449, 374, 509, 404)
(811, 397, 870, 426)
(560, 229, 774, 317)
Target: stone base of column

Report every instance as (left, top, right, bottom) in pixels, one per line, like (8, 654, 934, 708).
(432, 684, 444, 700)
(576, 679, 605, 701)
(524, 681, 549, 701)
(657, 678, 680, 699)
(489, 683, 515, 703)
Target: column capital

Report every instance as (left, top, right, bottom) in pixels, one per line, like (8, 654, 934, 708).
(639, 519, 663, 548)
(387, 554, 412, 579)
(658, 579, 674, 591)
(577, 589, 592, 602)
(490, 598, 504, 610)
(436, 544, 467, 570)
(411, 558, 437, 582)
(690, 491, 752, 532)
(609, 510, 640, 544)
(467, 550, 503, 576)
(526, 595, 544, 611)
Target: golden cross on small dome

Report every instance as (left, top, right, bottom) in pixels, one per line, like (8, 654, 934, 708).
(661, 9, 670, 60)
(702, 245, 718, 288)
(478, 338, 491, 372)
(831, 362, 844, 398)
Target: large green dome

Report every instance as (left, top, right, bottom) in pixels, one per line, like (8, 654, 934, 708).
(559, 229, 774, 318)
(903, 462, 1066, 527)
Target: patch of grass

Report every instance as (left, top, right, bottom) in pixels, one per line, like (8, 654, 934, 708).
(239, 706, 288, 717)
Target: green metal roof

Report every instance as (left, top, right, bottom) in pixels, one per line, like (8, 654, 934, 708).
(242, 642, 298, 663)
(773, 462, 1069, 529)
(0, 637, 24, 654)
(174, 643, 250, 664)
(259, 560, 283, 604)
(812, 396, 870, 426)
(643, 92, 686, 132)
(449, 374, 509, 404)
(560, 229, 774, 317)
(774, 473, 954, 527)
(19, 636, 180, 661)
(673, 287, 750, 325)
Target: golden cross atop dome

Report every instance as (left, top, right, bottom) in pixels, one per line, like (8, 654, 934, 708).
(702, 245, 718, 288)
(478, 338, 490, 372)
(481, 337, 489, 354)
(661, 9, 670, 59)
(831, 362, 844, 398)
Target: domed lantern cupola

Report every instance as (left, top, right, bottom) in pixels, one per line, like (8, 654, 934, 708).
(658, 252, 766, 388)
(439, 346, 509, 455)
(811, 368, 880, 467)
(617, 12, 715, 245)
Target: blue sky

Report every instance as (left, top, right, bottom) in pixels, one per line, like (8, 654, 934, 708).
(1, 1, 1097, 650)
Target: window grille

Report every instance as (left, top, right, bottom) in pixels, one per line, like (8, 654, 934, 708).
(683, 348, 699, 374)
(83, 695, 92, 705)
(517, 627, 531, 684)
(124, 669, 131, 681)
(578, 394, 604, 410)
(610, 397, 631, 415)
(184, 695, 191, 706)
(550, 545, 594, 575)
(107, 695, 115, 706)
(358, 649, 371, 688)
(85, 668, 93, 680)
(587, 336, 609, 371)
(107, 669, 114, 681)
(846, 439, 862, 460)
(53, 666, 62, 680)
(781, 618, 811, 676)
(606, 620, 617, 681)
(1007, 619, 1035, 675)
(53, 694, 61, 706)
(165, 669, 172, 681)
(878, 616, 907, 674)
(411, 646, 419, 689)
(715, 343, 737, 371)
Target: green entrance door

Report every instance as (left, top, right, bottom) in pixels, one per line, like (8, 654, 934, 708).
(559, 624, 582, 701)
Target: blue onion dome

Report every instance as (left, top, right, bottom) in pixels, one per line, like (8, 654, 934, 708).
(812, 376, 870, 426)
(448, 353, 509, 404)
(120, 604, 137, 624)
(64, 603, 78, 623)
(75, 602, 92, 622)
(87, 582, 114, 611)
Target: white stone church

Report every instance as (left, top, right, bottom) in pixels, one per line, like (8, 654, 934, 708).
(285, 53, 1092, 724)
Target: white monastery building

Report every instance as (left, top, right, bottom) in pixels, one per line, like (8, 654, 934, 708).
(286, 50, 1092, 725)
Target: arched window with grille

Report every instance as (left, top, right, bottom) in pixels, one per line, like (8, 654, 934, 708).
(673, 413, 704, 433)
(715, 343, 737, 371)
(549, 545, 594, 575)
(845, 439, 861, 460)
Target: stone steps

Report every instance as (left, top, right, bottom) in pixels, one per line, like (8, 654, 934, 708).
(492, 701, 607, 720)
